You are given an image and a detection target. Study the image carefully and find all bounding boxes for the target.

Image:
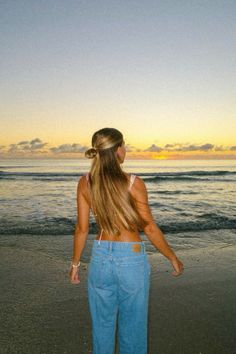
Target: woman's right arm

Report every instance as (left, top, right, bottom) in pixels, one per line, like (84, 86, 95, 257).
(132, 176, 184, 276)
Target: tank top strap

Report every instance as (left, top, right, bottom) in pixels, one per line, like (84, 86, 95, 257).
(129, 174, 136, 191)
(98, 229, 103, 245)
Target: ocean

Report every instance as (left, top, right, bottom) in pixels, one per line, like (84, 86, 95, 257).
(0, 158, 235, 255)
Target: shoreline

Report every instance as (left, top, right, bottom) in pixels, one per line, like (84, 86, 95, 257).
(0, 228, 235, 262)
(0, 236, 235, 353)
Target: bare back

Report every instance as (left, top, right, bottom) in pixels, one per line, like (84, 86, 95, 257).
(81, 173, 146, 242)
(77, 172, 154, 243)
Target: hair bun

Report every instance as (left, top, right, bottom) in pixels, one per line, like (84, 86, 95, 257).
(85, 147, 97, 159)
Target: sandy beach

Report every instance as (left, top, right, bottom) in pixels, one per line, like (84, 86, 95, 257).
(0, 234, 235, 354)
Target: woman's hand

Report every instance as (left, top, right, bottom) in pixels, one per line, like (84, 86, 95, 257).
(69, 266, 81, 284)
(170, 256, 184, 277)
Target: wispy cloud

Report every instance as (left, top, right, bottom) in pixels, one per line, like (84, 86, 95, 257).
(144, 143, 235, 153)
(214, 145, 225, 151)
(0, 139, 89, 156)
(1, 138, 236, 159)
(49, 143, 88, 154)
(144, 144, 163, 152)
(6, 138, 48, 155)
(174, 143, 214, 152)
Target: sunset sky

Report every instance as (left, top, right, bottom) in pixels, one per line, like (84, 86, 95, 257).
(0, 1, 235, 159)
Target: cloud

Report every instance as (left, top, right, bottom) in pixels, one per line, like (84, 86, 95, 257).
(2, 138, 88, 156)
(144, 142, 215, 153)
(30, 138, 42, 145)
(6, 138, 48, 154)
(143, 142, 236, 153)
(144, 144, 163, 152)
(50, 143, 88, 154)
(169, 143, 215, 152)
(164, 143, 175, 149)
(214, 145, 225, 151)
(18, 140, 29, 145)
(1, 138, 236, 158)
(164, 143, 185, 151)
(8, 144, 19, 153)
(199, 143, 214, 151)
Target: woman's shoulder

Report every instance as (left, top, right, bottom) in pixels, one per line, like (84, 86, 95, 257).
(124, 172, 144, 181)
(124, 172, 136, 179)
(126, 173, 144, 182)
(125, 173, 146, 191)
(78, 173, 89, 181)
(77, 173, 90, 190)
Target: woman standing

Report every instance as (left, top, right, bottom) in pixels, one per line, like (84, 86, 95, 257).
(69, 127, 184, 354)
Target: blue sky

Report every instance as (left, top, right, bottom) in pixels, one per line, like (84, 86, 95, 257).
(0, 0, 235, 159)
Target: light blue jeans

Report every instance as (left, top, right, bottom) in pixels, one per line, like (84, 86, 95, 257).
(87, 240, 151, 354)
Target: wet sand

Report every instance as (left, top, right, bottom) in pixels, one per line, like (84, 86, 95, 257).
(0, 235, 235, 354)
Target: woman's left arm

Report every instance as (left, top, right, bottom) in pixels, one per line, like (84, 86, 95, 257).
(69, 176, 90, 284)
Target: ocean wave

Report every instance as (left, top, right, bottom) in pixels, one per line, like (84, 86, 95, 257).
(161, 215, 236, 233)
(152, 190, 199, 195)
(1, 170, 236, 182)
(0, 215, 235, 236)
(0, 171, 82, 181)
(144, 173, 236, 183)
(32, 177, 73, 182)
(0, 217, 98, 236)
(139, 170, 236, 177)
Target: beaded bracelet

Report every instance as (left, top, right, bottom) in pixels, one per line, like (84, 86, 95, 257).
(71, 261, 81, 268)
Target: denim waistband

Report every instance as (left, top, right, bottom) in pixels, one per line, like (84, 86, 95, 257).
(92, 240, 147, 254)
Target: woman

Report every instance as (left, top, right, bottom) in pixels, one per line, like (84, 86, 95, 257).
(69, 127, 184, 354)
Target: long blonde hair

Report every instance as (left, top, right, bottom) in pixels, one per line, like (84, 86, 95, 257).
(85, 128, 147, 236)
